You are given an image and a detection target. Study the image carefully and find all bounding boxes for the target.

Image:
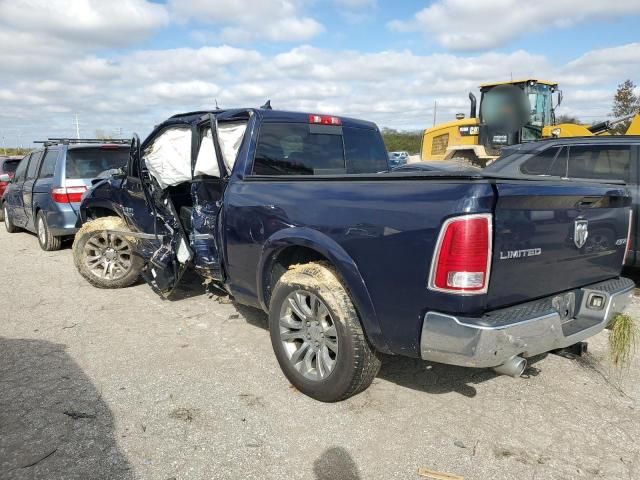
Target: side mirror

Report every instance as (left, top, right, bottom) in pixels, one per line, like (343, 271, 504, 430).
(556, 90, 563, 107)
(0, 173, 11, 183)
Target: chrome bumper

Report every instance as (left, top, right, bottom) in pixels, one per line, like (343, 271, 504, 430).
(420, 277, 635, 368)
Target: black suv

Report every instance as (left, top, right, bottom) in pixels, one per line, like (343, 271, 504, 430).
(485, 136, 640, 266)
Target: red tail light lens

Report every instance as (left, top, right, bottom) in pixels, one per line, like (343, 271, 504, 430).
(308, 114, 342, 125)
(51, 186, 87, 203)
(428, 214, 492, 294)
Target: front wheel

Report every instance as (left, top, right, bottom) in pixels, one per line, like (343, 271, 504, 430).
(268, 262, 381, 402)
(3, 204, 18, 233)
(36, 211, 62, 251)
(73, 216, 143, 288)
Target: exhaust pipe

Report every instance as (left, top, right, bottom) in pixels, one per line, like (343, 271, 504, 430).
(493, 356, 527, 377)
(468, 92, 477, 119)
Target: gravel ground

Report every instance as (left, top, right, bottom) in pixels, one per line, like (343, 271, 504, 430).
(1, 227, 639, 480)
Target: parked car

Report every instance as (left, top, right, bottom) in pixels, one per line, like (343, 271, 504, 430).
(485, 136, 640, 266)
(388, 151, 409, 167)
(0, 156, 23, 203)
(392, 159, 481, 173)
(1, 139, 130, 250)
(73, 108, 633, 402)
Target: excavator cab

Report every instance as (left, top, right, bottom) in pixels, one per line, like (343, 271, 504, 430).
(421, 78, 561, 165)
(478, 79, 559, 155)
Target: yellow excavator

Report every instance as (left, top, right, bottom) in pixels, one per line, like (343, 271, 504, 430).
(420, 78, 640, 166)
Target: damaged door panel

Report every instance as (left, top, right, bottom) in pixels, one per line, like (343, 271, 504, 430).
(136, 125, 195, 295)
(187, 114, 229, 282)
(132, 113, 249, 296)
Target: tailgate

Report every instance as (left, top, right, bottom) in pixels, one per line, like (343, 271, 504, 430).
(487, 181, 631, 309)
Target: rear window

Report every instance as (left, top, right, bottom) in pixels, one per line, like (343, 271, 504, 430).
(252, 122, 388, 176)
(253, 123, 344, 175)
(65, 147, 129, 179)
(1, 159, 20, 174)
(343, 126, 389, 174)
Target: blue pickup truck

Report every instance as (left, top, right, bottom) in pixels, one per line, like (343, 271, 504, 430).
(72, 108, 635, 402)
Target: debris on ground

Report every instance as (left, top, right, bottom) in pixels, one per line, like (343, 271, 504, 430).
(169, 407, 196, 422)
(417, 467, 464, 480)
(63, 410, 96, 419)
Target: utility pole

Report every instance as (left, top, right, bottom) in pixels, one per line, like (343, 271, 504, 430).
(75, 114, 81, 139)
(432, 100, 438, 127)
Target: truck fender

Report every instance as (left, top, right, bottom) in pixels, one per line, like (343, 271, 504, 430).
(257, 227, 391, 354)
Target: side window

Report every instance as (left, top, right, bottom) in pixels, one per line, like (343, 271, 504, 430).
(567, 145, 630, 181)
(252, 123, 345, 176)
(39, 149, 59, 179)
(13, 155, 31, 182)
(25, 151, 43, 180)
(520, 147, 564, 175)
(343, 127, 389, 174)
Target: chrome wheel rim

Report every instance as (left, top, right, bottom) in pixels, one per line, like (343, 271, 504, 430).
(279, 290, 339, 381)
(84, 231, 133, 281)
(3, 207, 9, 229)
(37, 217, 46, 245)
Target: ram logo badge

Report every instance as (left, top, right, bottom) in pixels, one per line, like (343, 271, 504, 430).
(499, 248, 542, 260)
(574, 219, 589, 249)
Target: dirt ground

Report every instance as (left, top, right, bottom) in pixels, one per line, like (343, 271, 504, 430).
(1, 228, 639, 480)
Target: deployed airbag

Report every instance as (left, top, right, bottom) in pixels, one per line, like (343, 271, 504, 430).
(194, 121, 247, 177)
(144, 127, 192, 189)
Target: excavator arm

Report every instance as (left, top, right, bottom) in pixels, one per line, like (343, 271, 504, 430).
(626, 112, 640, 135)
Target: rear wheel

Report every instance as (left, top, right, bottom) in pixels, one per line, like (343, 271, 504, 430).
(36, 211, 62, 251)
(3, 204, 18, 233)
(73, 216, 143, 288)
(268, 262, 381, 402)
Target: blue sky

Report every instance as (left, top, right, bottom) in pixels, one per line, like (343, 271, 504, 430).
(0, 0, 639, 146)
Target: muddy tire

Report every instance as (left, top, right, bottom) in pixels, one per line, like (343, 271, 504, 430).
(3, 204, 18, 233)
(73, 216, 143, 289)
(36, 210, 62, 251)
(269, 262, 381, 402)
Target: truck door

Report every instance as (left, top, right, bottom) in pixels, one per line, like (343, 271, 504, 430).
(135, 126, 197, 296)
(188, 114, 231, 282)
(22, 150, 44, 230)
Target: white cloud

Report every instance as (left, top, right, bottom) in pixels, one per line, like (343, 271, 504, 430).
(169, 0, 324, 42)
(0, 0, 169, 48)
(389, 0, 640, 51)
(0, 13, 636, 144)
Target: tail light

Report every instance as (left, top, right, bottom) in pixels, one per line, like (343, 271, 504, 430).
(51, 186, 87, 203)
(308, 114, 341, 125)
(428, 213, 492, 294)
(623, 209, 633, 265)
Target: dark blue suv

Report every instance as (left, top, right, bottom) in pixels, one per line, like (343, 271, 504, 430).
(2, 139, 129, 250)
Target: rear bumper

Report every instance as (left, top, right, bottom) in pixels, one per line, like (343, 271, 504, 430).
(46, 203, 80, 236)
(420, 277, 635, 368)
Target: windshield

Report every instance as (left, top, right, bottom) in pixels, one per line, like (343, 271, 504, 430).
(522, 83, 553, 141)
(65, 147, 129, 179)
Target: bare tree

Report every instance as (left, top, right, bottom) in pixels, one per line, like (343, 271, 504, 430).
(610, 79, 640, 134)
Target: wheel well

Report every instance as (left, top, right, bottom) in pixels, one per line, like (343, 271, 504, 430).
(86, 207, 118, 220)
(267, 246, 329, 304)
